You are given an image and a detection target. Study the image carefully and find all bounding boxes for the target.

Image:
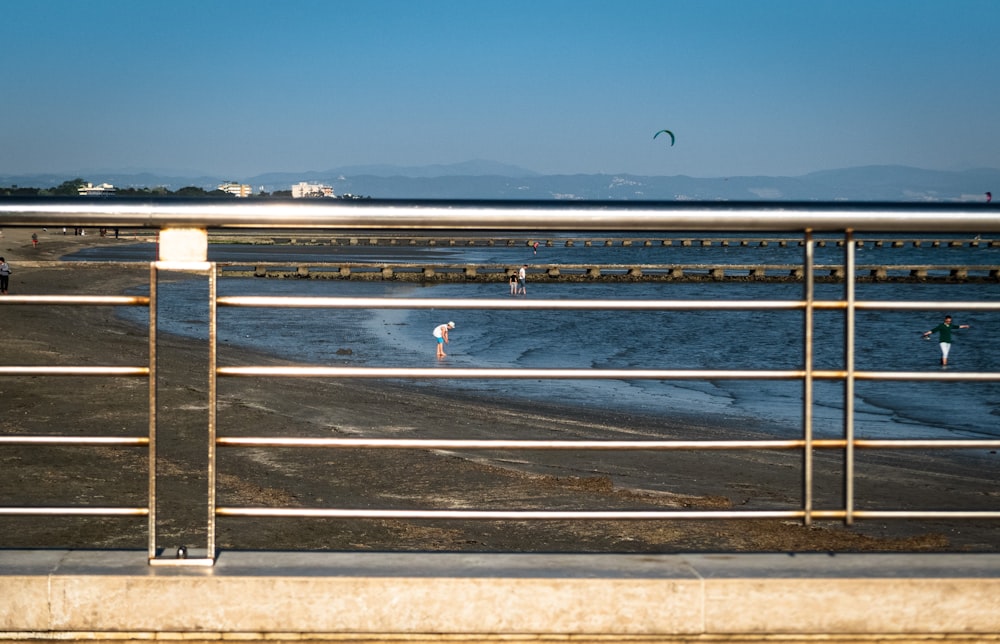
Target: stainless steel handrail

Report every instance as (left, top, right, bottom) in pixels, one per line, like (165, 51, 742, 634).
(2, 199, 999, 565)
(2, 198, 999, 232)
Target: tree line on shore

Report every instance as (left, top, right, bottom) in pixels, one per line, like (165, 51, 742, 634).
(0, 178, 369, 199)
(0, 179, 243, 197)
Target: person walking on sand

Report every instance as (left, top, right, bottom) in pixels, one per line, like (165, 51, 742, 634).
(0, 257, 10, 295)
(922, 315, 970, 367)
(517, 265, 527, 295)
(31, 233, 38, 248)
(433, 321, 455, 358)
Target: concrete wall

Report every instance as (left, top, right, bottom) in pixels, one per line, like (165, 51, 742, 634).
(2, 551, 999, 639)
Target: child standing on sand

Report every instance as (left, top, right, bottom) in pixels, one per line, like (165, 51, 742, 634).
(0, 257, 10, 294)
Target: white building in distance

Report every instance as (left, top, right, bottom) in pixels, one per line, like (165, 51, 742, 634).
(78, 182, 116, 196)
(218, 182, 253, 197)
(291, 182, 335, 198)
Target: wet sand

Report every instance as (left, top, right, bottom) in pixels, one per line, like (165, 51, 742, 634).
(1, 226, 997, 553)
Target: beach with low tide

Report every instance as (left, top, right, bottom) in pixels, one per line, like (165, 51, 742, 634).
(1, 226, 997, 553)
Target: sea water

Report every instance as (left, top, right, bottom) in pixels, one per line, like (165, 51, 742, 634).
(69, 237, 1000, 443)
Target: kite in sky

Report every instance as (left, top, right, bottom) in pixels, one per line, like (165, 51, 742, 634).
(653, 129, 675, 146)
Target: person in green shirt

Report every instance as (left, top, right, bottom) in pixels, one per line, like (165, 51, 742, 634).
(922, 315, 970, 367)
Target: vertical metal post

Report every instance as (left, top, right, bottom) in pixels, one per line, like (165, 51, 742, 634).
(802, 230, 814, 525)
(148, 228, 215, 567)
(844, 230, 856, 524)
(207, 263, 218, 558)
(147, 263, 159, 561)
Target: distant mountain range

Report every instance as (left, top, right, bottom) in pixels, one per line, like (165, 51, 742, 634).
(2, 162, 997, 202)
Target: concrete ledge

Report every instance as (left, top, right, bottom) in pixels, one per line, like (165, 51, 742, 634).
(1, 551, 999, 638)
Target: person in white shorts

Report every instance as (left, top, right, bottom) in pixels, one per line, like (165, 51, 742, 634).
(922, 315, 970, 367)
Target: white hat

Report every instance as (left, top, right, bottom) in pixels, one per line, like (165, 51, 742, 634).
(447, 321, 455, 328)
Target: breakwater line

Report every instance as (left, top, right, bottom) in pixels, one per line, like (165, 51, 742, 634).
(220, 261, 1000, 283)
(204, 232, 1000, 249)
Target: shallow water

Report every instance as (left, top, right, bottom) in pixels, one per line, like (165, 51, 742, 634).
(74, 237, 1000, 444)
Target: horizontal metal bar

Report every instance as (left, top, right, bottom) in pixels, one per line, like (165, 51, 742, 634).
(0, 295, 150, 306)
(218, 366, 807, 379)
(217, 366, 1000, 381)
(0, 293, 987, 317)
(3, 199, 1000, 232)
(217, 507, 803, 520)
(217, 437, 809, 450)
(218, 296, 807, 311)
(0, 366, 150, 377)
(216, 437, 1000, 450)
(817, 510, 1000, 520)
(0, 436, 149, 446)
(847, 371, 1000, 381)
(217, 507, 1000, 521)
(854, 301, 1000, 312)
(0, 507, 148, 516)
(217, 297, 1000, 313)
(854, 439, 1000, 449)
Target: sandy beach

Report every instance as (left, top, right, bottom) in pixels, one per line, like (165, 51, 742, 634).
(0, 225, 997, 553)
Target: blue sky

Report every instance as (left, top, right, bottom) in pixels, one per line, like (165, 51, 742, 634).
(2, 0, 998, 179)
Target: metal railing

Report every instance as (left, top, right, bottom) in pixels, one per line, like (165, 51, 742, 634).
(0, 288, 152, 524)
(2, 199, 1000, 565)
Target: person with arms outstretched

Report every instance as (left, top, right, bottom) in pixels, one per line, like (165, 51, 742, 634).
(923, 315, 970, 367)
